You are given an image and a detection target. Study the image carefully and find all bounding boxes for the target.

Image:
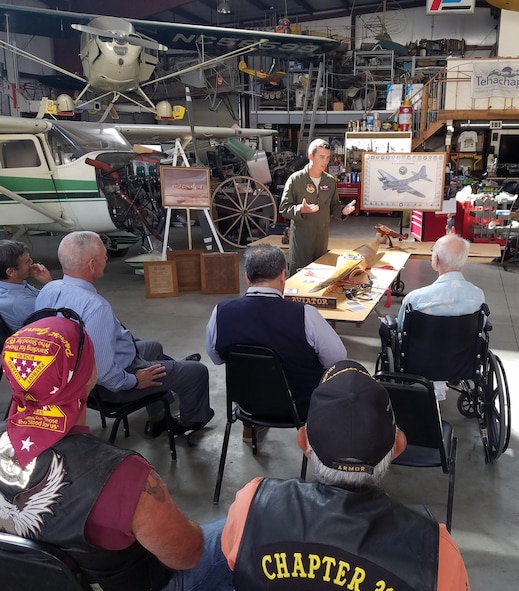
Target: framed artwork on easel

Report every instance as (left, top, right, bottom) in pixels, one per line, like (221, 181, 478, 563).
(160, 166, 210, 209)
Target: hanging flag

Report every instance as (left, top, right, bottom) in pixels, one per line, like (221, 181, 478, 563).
(426, 0, 475, 14)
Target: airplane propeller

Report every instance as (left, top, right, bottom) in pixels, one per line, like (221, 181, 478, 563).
(71, 24, 168, 52)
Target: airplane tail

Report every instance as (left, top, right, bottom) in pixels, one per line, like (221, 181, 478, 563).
(417, 165, 432, 182)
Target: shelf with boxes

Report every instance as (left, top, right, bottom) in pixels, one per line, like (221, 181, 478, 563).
(456, 197, 507, 245)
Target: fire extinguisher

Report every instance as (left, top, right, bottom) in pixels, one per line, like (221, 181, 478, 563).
(399, 99, 412, 131)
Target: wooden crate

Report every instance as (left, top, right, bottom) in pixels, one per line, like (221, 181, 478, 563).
(200, 252, 240, 294)
(167, 249, 203, 291)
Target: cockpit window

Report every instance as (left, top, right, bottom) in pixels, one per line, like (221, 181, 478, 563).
(52, 121, 133, 156)
(0, 139, 41, 168)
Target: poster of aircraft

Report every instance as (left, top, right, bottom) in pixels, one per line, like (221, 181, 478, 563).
(361, 152, 446, 212)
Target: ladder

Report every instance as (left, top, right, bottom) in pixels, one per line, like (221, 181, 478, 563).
(297, 58, 325, 156)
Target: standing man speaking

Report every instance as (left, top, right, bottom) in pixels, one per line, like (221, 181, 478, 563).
(279, 138, 357, 275)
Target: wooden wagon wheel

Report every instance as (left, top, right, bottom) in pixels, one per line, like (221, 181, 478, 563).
(210, 175, 277, 248)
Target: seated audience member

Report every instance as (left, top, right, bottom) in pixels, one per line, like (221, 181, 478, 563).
(35, 231, 213, 438)
(395, 233, 485, 401)
(206, 243, 347, 424)
(0, 315, 232, 591)
(397, 233, 485, 329)
(222, 359, 470, 591)
(0, 239, 52, 332)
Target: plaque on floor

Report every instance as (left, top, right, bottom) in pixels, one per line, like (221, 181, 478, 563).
(201, 252, 240, 294)
(144, 261, 179, 298)
(167, 249, 203, 291)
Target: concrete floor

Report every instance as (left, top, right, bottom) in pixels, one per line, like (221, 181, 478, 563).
(1, 214, 518, 590)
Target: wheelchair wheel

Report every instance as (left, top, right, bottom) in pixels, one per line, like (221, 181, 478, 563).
(482, 351, 511, 461)
(376, 347, 395, 373)
(456, 381, 477, 418)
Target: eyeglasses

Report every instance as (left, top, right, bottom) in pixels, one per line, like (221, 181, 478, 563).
(21, 307, 86, 376)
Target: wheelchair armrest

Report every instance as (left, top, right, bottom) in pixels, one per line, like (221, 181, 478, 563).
(379, 315, 398, 331)
(378, 315, 398, 347)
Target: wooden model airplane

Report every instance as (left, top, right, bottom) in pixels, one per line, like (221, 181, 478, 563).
(374, 224, 409, 248)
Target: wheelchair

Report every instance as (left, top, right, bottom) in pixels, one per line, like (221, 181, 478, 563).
(376, 304, 511, 463)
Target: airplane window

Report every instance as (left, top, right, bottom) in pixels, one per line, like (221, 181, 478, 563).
(53, 121, 132, 155)
(48, 128, 78, 165)
(1, 140, 41, 168)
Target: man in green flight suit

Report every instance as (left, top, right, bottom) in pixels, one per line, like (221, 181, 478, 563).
(279, 138, 356, 275)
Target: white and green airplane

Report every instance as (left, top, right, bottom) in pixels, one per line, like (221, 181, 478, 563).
(0, 116, 280, 253)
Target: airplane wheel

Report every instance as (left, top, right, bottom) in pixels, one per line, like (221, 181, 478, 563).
(210, 176, 277, 248)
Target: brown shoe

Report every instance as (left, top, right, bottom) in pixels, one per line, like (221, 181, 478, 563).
(242, 425, 268, 444)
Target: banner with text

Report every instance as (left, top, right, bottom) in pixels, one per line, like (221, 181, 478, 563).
(472, 62, 519, 98)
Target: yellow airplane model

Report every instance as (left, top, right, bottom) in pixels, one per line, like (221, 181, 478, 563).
(238, 60, 286, 86)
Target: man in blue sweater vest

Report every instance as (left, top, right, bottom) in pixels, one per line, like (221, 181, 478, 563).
(206, 243, 347, 439)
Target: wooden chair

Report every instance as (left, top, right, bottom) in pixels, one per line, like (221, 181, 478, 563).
(213, 344, 307, 504)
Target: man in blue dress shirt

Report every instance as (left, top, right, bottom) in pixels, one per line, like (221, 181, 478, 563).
(36, 231, 213, 439)
(0, 240, 52, 332)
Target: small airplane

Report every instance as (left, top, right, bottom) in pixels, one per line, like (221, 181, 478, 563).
(0, 115, 276, 254)
(377, 165, 432, 198)
(0, 4, 340, 120)
(0, 6, 339, 250)
(238, 60, 286, 86)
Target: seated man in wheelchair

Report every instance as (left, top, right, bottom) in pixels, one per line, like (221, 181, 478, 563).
(379, 234, 486, 399)
(378, 234, 510, 463)
(397, 234, 485, 329)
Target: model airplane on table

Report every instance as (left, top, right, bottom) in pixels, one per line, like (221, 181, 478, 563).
(374, 224, 409, 248)
(377, 165, 432, 198)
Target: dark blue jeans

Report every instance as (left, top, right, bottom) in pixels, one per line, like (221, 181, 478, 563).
(164, 519, 233, 590)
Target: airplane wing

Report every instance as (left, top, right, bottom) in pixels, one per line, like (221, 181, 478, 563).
(405, 187, 426, 198)
(114, 123, 277, 143)
(0, 4, 341, 59)
(378, 169, 398, 182)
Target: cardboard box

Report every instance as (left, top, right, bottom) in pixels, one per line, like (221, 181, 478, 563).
(333, 102, 344, 111)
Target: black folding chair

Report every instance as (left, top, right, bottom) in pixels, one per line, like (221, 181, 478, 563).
(213, 344, 307, 504)
(374, 372, 457, 532)
(88, 385, 177, 460)
(0, 532, 91, 591)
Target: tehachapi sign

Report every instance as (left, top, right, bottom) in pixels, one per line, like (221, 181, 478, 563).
(472, 62, 519, 98)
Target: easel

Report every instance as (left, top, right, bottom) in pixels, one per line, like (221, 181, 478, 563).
(160, 138, 224, 260)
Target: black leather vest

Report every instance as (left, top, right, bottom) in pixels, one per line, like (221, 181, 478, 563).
(0, 429, 172, 591)
(216, 295, 325, 418)
(234, 478, 439, 591)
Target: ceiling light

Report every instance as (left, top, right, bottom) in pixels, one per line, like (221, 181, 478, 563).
(217, 0, 232, 13)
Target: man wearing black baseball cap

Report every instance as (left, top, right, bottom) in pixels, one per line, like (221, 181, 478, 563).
(222, 360, 469, 591)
